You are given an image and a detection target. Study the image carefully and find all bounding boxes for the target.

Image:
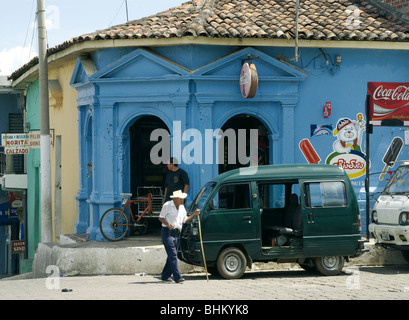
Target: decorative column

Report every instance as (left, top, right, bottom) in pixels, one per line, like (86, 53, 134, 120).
(198, 102, 215, 189)
(88, 100, 121, 240)
(281, 101, 297, 164)
(74, 104, 90, 234)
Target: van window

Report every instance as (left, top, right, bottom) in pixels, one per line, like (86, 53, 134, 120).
(258, 182, 300, 209)
(259, 184, 285, 209)
(209, 183, 251, 210)
(304, 181, 347, 208)
(189, 182, 216, 212)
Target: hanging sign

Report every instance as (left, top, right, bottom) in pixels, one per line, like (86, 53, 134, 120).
(1, 133, 30, 155)
(11, 240, 25, 254)
(367, 82, 409, 126)
(29, 130, 55, 148)
(1, 131, 55, 153)
(240, 62, 258, 98)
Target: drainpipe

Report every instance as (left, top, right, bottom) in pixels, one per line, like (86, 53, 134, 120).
(37, 0, 52, 243)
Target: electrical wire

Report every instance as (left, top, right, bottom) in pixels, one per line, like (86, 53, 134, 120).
(20, 0, 36, 67)
(108, 0, 127, 27)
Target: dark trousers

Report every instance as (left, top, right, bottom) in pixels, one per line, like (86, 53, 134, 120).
(161, 227, 182, 281)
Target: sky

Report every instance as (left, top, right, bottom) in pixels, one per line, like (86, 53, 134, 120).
(0, 0, 187, 76)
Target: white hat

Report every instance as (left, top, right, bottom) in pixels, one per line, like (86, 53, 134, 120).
(170, 190, 187, 199)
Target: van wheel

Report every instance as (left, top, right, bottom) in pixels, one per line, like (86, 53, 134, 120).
(315, 256, 344, 276)
(217, 248, 247, 279)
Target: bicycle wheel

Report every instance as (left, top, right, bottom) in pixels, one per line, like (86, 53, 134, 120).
(100, 208, 130, 241)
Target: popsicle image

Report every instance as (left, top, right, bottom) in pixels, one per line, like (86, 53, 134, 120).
(299, 138, 321, 164)
(379, 136, 403, 181)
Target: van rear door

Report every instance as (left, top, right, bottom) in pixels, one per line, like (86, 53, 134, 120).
(301, 179, 359, 256)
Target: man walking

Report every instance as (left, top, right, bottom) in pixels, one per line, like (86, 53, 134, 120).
(158, 190, 200, 283)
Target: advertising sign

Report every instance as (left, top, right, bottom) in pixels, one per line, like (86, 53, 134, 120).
(325, 113, 367, 179)
(11, 240, 25, 254)
(240, 62, 258, 98)
(367, 82, 409, 126)
(300, 113, 368, 180)
(1, 130, 55, 153)
(29, 130, 55, 148)
(1, 133, 30, 155)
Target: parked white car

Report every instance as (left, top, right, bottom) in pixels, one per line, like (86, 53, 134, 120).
(369, 162, 409, 263)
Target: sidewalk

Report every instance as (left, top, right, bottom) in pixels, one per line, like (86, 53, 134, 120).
(1, 265, 409, 301)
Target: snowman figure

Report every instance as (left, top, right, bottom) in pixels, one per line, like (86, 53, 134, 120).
(332, 115, 365, 154)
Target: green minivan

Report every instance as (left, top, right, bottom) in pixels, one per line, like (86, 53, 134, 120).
(178, 164, 366, 279)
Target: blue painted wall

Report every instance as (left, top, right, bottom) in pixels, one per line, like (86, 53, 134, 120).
(71, 45, 409, 239)
(0, 91, 22, 274)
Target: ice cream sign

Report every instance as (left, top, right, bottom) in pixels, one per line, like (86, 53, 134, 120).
(300, 113, 368, 179)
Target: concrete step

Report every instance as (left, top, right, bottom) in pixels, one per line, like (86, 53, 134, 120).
(30, 234, 407, 278)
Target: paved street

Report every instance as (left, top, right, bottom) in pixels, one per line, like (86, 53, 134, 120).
(1, 265, 408, 302)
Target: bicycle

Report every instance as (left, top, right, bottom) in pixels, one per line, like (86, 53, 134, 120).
(99, 193, 152, 241)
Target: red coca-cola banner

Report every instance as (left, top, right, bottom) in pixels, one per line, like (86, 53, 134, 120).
(367, 82, 409, 126)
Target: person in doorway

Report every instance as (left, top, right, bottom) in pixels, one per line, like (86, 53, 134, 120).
(164, 157, 189, 203)
(158, 190, 200, 283)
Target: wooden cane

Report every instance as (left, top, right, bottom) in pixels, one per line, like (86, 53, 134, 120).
(197, 211, 209, 282)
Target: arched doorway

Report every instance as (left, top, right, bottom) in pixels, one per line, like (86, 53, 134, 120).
(130, 115, 170, 195)
(129, 115, 170, 234)
(219, 114, 269, 174)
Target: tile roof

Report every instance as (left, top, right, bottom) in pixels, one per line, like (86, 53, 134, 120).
(65, 0, 409, 42)
(10, 0, 409, 80)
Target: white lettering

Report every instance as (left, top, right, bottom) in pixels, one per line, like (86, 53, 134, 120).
(204, 304, 249, 315)
(373, 85, 409, 101)
(160, 304, 194, 318)
(45, 265, 60, 290)
(150, 121, 259, 170)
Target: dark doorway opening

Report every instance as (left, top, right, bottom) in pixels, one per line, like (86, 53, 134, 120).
(219, 114, 269, 174)
(129, 116, 170, 235)
(130, 115, 169, 196)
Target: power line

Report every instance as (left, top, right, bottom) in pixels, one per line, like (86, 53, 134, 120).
(20, 0, 36, 67)
(108, 0, 127, 27)
(27, 14, 38, 63)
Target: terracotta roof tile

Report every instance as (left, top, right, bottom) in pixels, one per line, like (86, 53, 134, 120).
(59, 0, 409, 43)
(10, 0, 409, 80)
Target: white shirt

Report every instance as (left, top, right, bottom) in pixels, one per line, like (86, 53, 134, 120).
(159, 200, 187, 230)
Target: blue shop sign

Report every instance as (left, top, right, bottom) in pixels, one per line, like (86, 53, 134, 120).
(0, 203, 18, 225)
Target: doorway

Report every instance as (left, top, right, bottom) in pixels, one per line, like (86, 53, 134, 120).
(219, 114, 269, 174)
(129, 115, 170, 198)
(129, 116, 170, 234)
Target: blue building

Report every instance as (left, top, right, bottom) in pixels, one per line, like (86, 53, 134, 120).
(10, 0, 409, 240)
(0, 76, 26, 275)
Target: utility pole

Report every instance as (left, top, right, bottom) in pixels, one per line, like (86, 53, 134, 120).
(125, 0, 129, 22)
(37, 0, 52, 243)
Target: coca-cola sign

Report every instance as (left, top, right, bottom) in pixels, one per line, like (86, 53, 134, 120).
(368, 82, 409, 126)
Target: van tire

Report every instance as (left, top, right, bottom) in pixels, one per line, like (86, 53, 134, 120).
(315, 256, 344, 276)
(217, 247, 247, 279)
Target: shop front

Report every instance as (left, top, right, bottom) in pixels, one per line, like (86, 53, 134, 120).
(71, 47, 306, 240)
